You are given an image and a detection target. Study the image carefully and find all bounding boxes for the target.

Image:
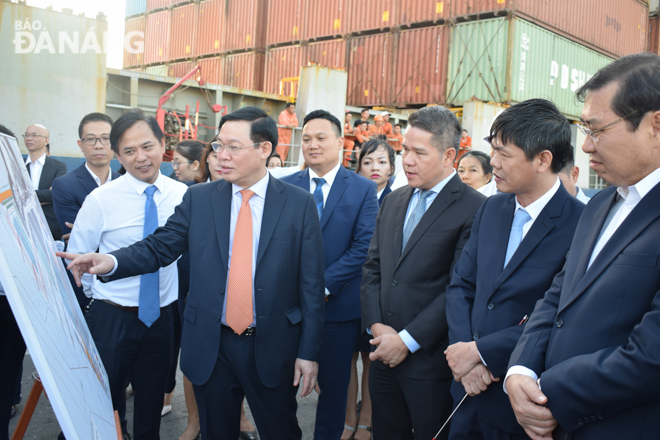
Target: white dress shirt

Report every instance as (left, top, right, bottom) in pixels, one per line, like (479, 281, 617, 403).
(575, 186, 590, 204)
(309, 161, 342, 207)
(512, 178, 561, 241)
(67, 172, 187, 307)
(504, 167, 660, 392)
(84, 163, 112, 187)
(221, 171, 270, 327)
(268, 165, 301, 179)
(25, 152, 47, 189)
(477, 180, 499, 197)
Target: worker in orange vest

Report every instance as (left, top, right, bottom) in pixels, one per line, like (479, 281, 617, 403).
(381, 111, 394, 137)
(368, 115, 386, 137)
(343, 112, 356, 167)
(388, 123, 404, 153)
(277, 102, 298, 163)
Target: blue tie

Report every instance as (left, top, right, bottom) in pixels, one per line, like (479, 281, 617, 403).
(402, 189, 433, 251)
(312, 177, 326, 219)
(504, 208, 532, 268)
(139, 185, 160, 327)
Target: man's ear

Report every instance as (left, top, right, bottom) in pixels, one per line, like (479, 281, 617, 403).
(537, 150, 553, 173)
(571, 166, 580, 184)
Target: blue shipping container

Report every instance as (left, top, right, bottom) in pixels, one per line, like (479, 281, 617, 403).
(125, 0, 147, 17)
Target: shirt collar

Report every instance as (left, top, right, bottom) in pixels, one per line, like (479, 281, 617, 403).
(84, 163, 112, 186)
(617, 166, 660, 205)
(232, 170, 270, 200)
(514, 177, 561, 221)
(413, 169, 456, 196)
(124, 170, 165, 196)
(309, 160, 342, 188)
(25, 152, 47, 166)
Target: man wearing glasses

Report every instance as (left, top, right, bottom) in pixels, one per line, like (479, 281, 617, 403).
(23, 124, 67, 240)
(505, 53, 660, 440)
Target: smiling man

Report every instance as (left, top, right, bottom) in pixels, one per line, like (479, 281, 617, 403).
(361, 106, 485, 440)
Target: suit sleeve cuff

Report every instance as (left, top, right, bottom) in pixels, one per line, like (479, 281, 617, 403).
(503, 366, 538, 395)
(399, 330, 421, 353)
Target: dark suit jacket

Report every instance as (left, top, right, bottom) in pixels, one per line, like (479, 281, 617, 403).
(446, 184, 584, 433)
(27, 155, 67, 239)
(107, 175, 326, 388)
(281, 166, 379, 322)
(509, 183, 660, 438)
(51, 163, 121, 234)
(378, 183, 392, 206)
(361, 174, 486, 380)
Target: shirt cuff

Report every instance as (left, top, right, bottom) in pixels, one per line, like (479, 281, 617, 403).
(325, 288, 331, 297)
(102, 254, 119, 277)
(503, 366, 538, 395)
(399, 330, 421, 353)
(366, 326, 372, 335)
(477, 346, 487, 367)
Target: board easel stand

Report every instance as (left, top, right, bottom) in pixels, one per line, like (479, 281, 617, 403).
(11, 375, 122, 440)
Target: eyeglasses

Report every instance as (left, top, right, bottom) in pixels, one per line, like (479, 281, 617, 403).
(171, 160, 192, 169)
(576, 110, 638, 143)
(23, 133, 48, 139)
(211, 142, 261, 155)
(80, 136, 111, 147)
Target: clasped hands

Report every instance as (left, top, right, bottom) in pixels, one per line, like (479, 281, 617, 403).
(368, 323, 409, 368)
(444, 341, 499, 396)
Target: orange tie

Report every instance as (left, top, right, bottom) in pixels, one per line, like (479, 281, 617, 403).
(226, 189, 255, 335)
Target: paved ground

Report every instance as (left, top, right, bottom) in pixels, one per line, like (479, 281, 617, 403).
(9, 353, 365, 440)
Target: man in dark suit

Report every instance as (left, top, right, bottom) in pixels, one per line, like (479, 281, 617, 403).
(361, 106, 486, 440)
(23, 124, 67, 239)
(444, 99, 585, 440)
(60, 107, 326, 440)
(505, 53, 660, 440)
(281, 110, 379, 440)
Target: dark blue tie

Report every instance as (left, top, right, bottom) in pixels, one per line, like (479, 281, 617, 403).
(312, 177, 326, 218)
(139, 185, 160, 327)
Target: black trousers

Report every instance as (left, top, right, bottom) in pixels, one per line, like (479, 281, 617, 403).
(165, 301, 181, 394)
(0, 297, 26, 440)
(193, 325, 301, 440)
(85, 300, 173, 440)
(370, 363, 453, 440)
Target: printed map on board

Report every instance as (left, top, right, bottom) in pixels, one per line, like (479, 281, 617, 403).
(0, 133, 116, 440)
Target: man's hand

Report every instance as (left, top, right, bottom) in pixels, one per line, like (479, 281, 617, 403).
(55, 252, 115, 286)
(369, 333, 409, 367)
(507, 374, 557, 440)
(460, 363, 499, 396)
(61, 222, 74, 243)
(369, 323, 397, 338)
(445, 341, 482, 381)
(293, 359, 319, 397)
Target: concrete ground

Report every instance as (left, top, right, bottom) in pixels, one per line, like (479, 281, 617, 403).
(9, 353, 365, 440)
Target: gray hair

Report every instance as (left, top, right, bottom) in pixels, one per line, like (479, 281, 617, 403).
(407, 106, 461, 155)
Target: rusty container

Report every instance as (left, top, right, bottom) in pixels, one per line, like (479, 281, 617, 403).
(399, 0, 449, 27)
(124, 16, 146, 68)
(347, 33, 394, 107)
(145, 10, 171, 65)
(304, 0, 347, 40)
(347, 0, 396, 34)
(195, 0, 224, 57)
(650, 16, 659, 54)
(267, 0, 306, 46)
(169, 3, 197, 61)
(393, 26, 449, 106)
(147, 0, 190, 13)
(304, 39, 348, 69)
(450, 0, 648, 58)
(224, 0, 269, 52)
(168, 61, 195, 78)
(197, 56, 224, 84)
(263, 45, 303, 96)
(223, 52, 266, 90)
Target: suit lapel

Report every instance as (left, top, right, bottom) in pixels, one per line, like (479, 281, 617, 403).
(486, 196, 516, 290)
(256, 176, 286, 268)
(76, 163, 99, 194)
(320, 166, 348, 230)
(392, 187, 414, 263)
(211, 181, 232, 272)
(39, 156, 54, 190)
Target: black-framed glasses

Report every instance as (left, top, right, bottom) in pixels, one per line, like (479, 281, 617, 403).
(80, 136, 111, 146)
(171, 160, 192, 169)
(211, 142, 261, 155)
(576, 110, 638, 143)
(23, 133, 48, 140)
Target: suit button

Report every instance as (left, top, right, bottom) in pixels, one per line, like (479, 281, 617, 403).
(215, 316, 220, 322)
(219, 289, 225, 295)
(555, 318, 563, 328)
(391, 280, 398, 286)
(487, 303, 494, 310)
(473, 333, 480, 340)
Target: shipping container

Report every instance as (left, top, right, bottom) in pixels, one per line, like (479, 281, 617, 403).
(267, 0, 305, 46)
(446, 17, 614, 119)
(450, 0, 647, 58)
(169, 61, 195, 78)
(347, 0, 396, 34)
(147, 0, 190, 13)
(223, 52, 265, 90)
(304, 39, 348, 70)
(169, 3, 197, 61)
(126, 0, 147, 18)
(224, 0, 268, 52)
(146, 65, 169, 76)
(304, 0, 347, 40)
(197, 56, 224, 84)
(264, 45, 303, 96)
(650, 16, 659, 55)
(399, 0, 449, 27)
(145, 10, 171, 65)
(124, 16, 146, 68)
(347, 33, 393, 107)
(195, 0, 224, 57)
(393, 26, 449, 106)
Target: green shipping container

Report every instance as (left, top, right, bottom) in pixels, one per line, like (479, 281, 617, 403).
(446, 17, 615, 119)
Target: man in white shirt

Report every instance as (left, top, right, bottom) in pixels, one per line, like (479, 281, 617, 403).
(505, 53, 660, 440)
(66, 110, 187, 440)
(558, 149, 591, 205)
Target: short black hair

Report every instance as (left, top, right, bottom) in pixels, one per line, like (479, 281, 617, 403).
(355, 138, 395, 176)
(462, 129, 468, 133)
(110, 109, 164, 155)
(361, 109, 369, 114)
(458, 150, 493, 179)
(267, 153, 283, 167)
(561, 147, 576, 174)
(78, 113, 113, 138)
(175, 140, 205, 162)
(407, 106, 461, 155)
(0, 124, 17, 140)
(219, 106, 278, 156)
(488, 99, 571, 174)
(286, 102, 295, 109)
(394, 123, 402, 129)
(303, 110, 342, 138)
(577, 53, 660, 131)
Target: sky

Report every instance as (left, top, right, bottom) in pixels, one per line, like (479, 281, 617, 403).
(26, 0, 125, 69)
